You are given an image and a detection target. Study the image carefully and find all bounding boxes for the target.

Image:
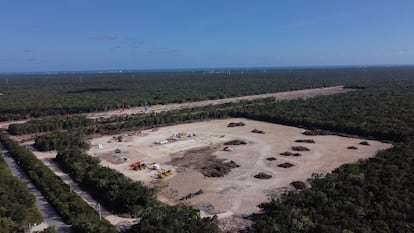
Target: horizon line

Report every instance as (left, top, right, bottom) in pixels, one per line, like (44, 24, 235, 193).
(1, 63, 414, 75)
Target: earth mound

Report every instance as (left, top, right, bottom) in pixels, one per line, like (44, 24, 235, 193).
(170, 147, 240, 177)
(280, 151, 302, 156)
(254, 173, 272, 179)
(294, 139, 315, 143)
(251, 129, 265, 134)
(292, 146, 310, 151)
(201, 160, 240, 177)
(224, 140, 247, 145)
(302, 129, 331, 136)
(227, 122, 245, 127)
(278, 162, 294, 168)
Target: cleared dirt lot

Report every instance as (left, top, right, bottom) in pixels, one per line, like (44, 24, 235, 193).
(88, 118, 392, 221)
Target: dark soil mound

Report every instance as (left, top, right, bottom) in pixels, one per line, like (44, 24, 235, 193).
(294, 139, 315, 143)
(280, 151, 294, 156)
(290, 181, 306, 189)
(280, 151, 302, 156)
(201, 160, 240, 177)
(266, 157, 277, 161)
(359, 141, 370, 146)
(254, 173, 272, 179)
(227, 122, 245, 127)
(303, 129, 331, 136)
(292, 146, 310, 151)
(347, 146, 358, 150)
(278, 162, 294, 168)
(251, 129, 265, 134)
(169, 147, 240, 177)
(179, 189, 204, 201)
(224, 140, 247, 145)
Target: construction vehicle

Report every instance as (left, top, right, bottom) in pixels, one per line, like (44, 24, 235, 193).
(223, 146, 233, 152)
(130, 161, 146, 170)
(157, 169, 172, 179)
(133, 163, 147, 171)
(129, 161, 140, 168)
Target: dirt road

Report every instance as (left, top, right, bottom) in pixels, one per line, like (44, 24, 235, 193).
(87, 86, 351, 119)
(26, 145, 137, 231)
(0, 142, 71, 233)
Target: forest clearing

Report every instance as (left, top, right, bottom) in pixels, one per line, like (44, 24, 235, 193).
(88, 118, 391, 228)
(86, 86, 351, 119)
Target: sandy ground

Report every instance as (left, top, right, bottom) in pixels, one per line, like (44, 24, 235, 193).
(88, 118, 392, 230)
(86, 86, 351, 119)
(0, 119, 28, 129)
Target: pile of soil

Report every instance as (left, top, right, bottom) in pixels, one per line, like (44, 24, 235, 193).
(294, 139, 315, 143)
(280, 152, 302, 157)
(292, 146, 310, 151)
(201, 160, 240, 177)
(266, 157, 277, 161)
(303, 129, 331, 136)
(169, 147, 240, 177)
(227, 122, 245, 127)
(290, 181, 306, 189)
(251, 129, 265, 134)
(278, 162, 294, 168)
(359, 141, 370, 146)
(224, 140, 247, 145)
(101, 152, 129, 165)
(280, 151, 294, 156)
(254, 173, 272, 179)
(179, 189, 204, 201)
(347, 146, 358, 150)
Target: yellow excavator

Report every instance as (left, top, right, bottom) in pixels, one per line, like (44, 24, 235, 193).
(157, 169, 172, 179)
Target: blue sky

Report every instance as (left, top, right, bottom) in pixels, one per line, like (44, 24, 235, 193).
(1, 1, 414, 72)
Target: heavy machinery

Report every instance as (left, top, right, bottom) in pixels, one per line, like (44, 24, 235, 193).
(223, 146, 233, 152)
(133, 163, 147, 171)
(157, 169, 172, 179)
(130, 161, 146, 171)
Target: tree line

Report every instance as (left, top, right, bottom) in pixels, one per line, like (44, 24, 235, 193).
(8, 116, 94, 135)
(0, 132, 117, 233)
(55, 147, 157, 217)
(34, 130, 89, 151)
(0, 152, 43, 233)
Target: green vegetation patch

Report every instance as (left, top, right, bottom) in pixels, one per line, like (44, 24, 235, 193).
(0, 133, 117, 233)
(0, 153, 42, 232)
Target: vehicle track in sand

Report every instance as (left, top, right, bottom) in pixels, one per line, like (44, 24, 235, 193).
(0, 86, 352, 128)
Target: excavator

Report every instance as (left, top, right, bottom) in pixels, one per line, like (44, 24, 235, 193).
(157, 169, 172, 179)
